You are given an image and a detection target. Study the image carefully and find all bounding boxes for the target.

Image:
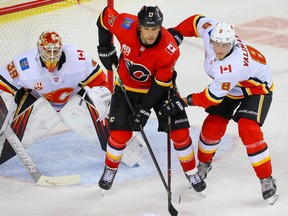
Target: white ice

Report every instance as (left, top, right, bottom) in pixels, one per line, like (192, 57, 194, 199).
(0, 0, 288, 215)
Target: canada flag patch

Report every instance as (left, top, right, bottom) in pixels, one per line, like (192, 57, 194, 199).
(220, 64, 232, 74)
(165, 42, 177, 55)
(77, 50, 85, 60)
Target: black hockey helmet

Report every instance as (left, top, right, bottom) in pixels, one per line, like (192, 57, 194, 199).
(137, 6, 163, 27)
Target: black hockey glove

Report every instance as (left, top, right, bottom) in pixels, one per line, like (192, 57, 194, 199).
(132, 106, 151, 131)
(97, 45, 118, 70)
(186, 94, 193, 106)
(159, 94, 187, 117)
(167, 28, 183, 46)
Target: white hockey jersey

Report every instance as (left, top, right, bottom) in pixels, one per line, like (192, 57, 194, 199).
(199, 17, 273, 98)
(0, 45, 108, 110)
(174, 15, 274, 108)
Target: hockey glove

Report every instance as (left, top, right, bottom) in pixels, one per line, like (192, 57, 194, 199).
(186, 94, 193, 106)
(97, 45, 118, 70)
(84, 86, 111, 121)
(159, 94, 187, 117)
(132, 106, 151, 131)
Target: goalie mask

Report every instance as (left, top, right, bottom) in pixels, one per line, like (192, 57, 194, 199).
(37, 31, 63, 72)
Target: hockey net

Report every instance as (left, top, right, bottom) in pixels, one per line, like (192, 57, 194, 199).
(0, 0, 109, 67)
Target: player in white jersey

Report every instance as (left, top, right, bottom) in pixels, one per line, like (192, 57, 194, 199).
(162, 15, 278, 204)
(0, 30, 111, 164)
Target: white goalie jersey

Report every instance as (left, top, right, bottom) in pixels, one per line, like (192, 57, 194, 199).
(0, 44, 146, 168)
(0, 44, 110, 157)
(0, 44, 108, 111)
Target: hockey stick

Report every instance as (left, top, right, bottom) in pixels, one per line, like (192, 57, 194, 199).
(112, 65, 179, 216)
(167, 114, 177, 215)
(4, 126, 80, 186)
(167, 91, 181, 215)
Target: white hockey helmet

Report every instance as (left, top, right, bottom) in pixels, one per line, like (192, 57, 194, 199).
(37, 30, 63, 72)
(210, 22, 235, 45)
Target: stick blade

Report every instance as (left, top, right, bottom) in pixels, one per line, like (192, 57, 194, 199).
(168, 201, 178, 216)
(36, 174, 80, 186)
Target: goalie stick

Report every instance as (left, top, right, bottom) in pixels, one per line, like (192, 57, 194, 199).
(0, 94, 80, 186)
(4, 126, 80, 186)
(0, 95, 80, 186)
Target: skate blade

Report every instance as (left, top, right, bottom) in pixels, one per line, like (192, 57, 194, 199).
(189, 186, 206, 197)
(267, 193, 279, 205)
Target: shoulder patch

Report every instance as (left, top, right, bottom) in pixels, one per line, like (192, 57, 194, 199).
(122, 18, 134, 29)
(77, 50, 85, 60)
(202, 22, 212, 30)
(19, 58, 29, 71)
(165, 42, 177, 55)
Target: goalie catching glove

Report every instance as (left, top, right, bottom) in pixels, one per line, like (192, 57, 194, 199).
(159, 93, 187, 117)
(84, 86, 111, 121)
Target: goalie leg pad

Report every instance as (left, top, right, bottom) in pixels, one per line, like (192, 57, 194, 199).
(121, 133, 148, 167)
(59, 94, 109, 151)
(0, 97, 61, 164)
(0, 91, 16, 135)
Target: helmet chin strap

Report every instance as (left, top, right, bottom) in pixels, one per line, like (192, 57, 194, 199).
(224, 45, 235, 59)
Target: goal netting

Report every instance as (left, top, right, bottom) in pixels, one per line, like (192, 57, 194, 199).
(0, 0, 108, 66)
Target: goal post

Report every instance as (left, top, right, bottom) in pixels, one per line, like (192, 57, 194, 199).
(0, 0, 114, 91)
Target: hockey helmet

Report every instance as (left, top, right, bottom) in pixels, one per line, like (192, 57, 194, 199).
(37, 30, 63, 72)
(210, 22, 235, 45)
(138, 6, 163, 27)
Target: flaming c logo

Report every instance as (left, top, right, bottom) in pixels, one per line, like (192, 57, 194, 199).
(43, 88, 74, 104)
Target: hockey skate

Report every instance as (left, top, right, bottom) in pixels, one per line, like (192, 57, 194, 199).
(197, 161, 212, 180)
(98, 166, 117, 191)
(186, 172, 206, 192)
(260, 176, 279, 205)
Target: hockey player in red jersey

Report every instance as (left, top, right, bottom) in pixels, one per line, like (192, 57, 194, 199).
(162, 15, 278, 204)
(96, 6, 204, 192)
(0, 31, 111, 164)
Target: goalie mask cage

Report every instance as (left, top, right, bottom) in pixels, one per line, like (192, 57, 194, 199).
(0, 0, 114, 89)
